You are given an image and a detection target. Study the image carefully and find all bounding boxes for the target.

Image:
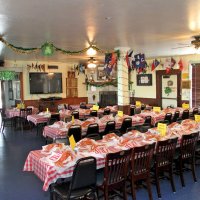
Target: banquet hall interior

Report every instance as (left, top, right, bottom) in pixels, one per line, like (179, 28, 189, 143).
(1, 0, 200, 200)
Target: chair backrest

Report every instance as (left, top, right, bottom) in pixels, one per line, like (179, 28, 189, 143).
(69, 157, 97, 196)
(71, 111, 79, 119)
(120, 117, 132, 133)
(180, 132, 199, 160)
(86, 123, 99, 135)
(104, 120, 116, 135)
(182, 109, 189, 120)
(85, 133, 101, 140)
(90, 110, 97, 117)
(144, 116, 151, 125)
(49, 113, 60, 125)
(155, 120, 169, 127)
(192, 107, 199, 115)
(155, 137, 178, 168)
(103, 108, 111, 115)
(164, 113, 172, 123)
(68, 125, 82, 142)
(172, 111, 180, 122)
(138, 123, 152, 133)
(26, 108, 32, 116)
(104, 149, 131, 186)
(130, 106, 135, 116)
(141, 104, 146, 110)
(131, 143, 155, 180)
(135, 107, 141, 114)
(53, 137, 70, 145)
(80, 102, 87, 109)
(20, 108, 27, 118)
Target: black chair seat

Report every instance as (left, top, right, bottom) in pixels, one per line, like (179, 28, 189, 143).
(52, 182, 95, 199)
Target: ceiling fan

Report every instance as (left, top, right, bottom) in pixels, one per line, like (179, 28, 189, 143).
(172, 34, 200, 49)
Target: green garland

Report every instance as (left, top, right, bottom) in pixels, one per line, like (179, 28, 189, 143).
(86, 80, 118, 88)
(0, 36, 120, 58)
(0, 71, 16, 80)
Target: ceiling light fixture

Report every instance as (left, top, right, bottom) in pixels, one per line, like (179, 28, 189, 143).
(191, 35, 200, 49)
(86, 46, 97, 56)
(87, 57, 97, 69)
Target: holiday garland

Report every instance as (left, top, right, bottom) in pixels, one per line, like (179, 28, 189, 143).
(0, 71, 16, 80)
(0, 36, 120, 57)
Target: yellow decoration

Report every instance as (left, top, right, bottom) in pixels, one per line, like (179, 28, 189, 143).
(69, 135, 76, 150)
(92, 105, 99, 111)
(46, 108, 49, 112)
(17, 104, 21, 109)
(182, 103, 189, 109)
(71, 115, 74, 123)
(195, 115, 200, 122)
(182, 73, 189, 80)
(118, 111, 123, 117)
(153, 107, 161, 113)
(157, 123, 167, 137)
(136, 101, 141, 107)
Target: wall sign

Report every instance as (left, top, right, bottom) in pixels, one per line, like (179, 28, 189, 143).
(137, 74, 152, 86)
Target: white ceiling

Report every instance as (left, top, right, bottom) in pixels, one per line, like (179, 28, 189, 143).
(0, 0, 200, 63)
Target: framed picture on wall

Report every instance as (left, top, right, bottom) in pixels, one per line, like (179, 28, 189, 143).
(97, 66, 107, 80)
(137, 74, 152, 86)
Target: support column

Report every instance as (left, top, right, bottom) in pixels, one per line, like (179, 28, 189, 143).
(116, 47, 130, 115)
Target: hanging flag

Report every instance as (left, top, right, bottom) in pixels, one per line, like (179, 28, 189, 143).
(111, 52, 117, 66)
(171, 57, 176, 68)
(178, 59, 184, 71)
(125, 50, 133, 70)
(151, 59, 160, 71)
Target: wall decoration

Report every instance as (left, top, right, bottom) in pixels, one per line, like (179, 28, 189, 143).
(104, 53, 118, 79)
(182, 80, 191, 89)
(97, 66, 107, 80)
(136, 74, 152, 86)
(133, 53, 148, 74)
(27, 63, 45, 72)
(0, 71, 16, 80)
(0, 36, 121, 58)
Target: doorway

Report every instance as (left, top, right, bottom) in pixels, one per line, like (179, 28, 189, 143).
(156, 69, 181, 108)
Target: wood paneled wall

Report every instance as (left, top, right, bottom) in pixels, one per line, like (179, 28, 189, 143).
(24, 97, 88, 112)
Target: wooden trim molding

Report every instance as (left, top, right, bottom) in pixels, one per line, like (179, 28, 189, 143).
(130, 97, 158, 106)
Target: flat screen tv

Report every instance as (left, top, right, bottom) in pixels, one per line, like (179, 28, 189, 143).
(29, 73, 63, 94)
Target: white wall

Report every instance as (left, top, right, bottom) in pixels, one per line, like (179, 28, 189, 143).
(3, 60, 87, 100)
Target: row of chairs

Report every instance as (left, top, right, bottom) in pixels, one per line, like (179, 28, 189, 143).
(51, 131, 199, 200)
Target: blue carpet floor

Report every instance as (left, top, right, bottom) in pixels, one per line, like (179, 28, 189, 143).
(1, 127, 200, 200)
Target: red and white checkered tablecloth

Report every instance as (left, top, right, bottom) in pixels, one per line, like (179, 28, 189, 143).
(23, 150, 105, 191)
(5, 107, 39, 118)
(42, 115, 145, 140)
(27, 114, 50, 125)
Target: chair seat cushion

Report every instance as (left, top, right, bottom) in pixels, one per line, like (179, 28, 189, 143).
(52, 182, 94, 199)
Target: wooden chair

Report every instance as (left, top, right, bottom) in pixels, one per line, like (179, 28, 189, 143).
(51, 157, 98, 200)
(0, 108, 13, 133)
(68, 125, 82, 142)
(153, 137, 178, 198)
(174, 132, 199, 187)
(128, 143, 155, 200)
(97, 149, 132, 200)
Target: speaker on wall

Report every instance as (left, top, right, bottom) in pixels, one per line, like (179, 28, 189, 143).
(48, 65, 58, 69)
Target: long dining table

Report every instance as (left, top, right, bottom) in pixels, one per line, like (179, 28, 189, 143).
(42, 114, 145, 140)
(23, 119, 200, 191)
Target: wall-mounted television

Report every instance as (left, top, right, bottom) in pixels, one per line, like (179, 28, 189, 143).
(29, 73, 63, 94)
